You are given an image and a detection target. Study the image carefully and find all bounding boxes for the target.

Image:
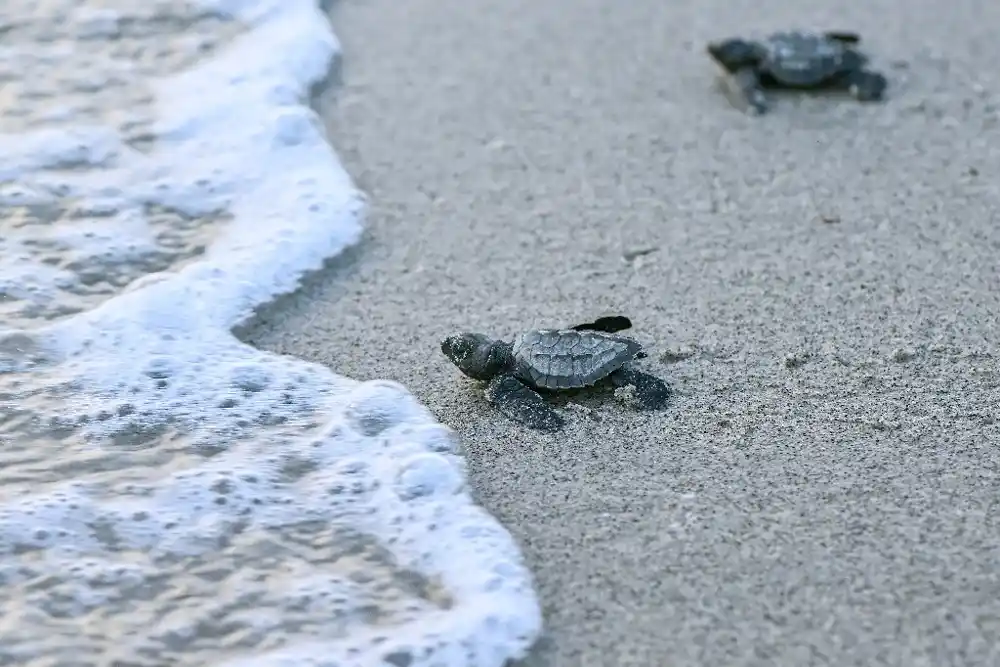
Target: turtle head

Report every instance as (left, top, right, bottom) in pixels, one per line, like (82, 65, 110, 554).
(707, 38, 763, 72)
(441, 332, 505, 381)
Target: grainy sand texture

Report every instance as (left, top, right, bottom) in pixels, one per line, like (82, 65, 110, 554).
(244, 0, 1000, 664)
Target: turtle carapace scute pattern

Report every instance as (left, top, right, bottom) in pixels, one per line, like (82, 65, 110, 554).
(440, 320, 670, 432)
(511, 329, 642, 391)
(706, 30, 888, 114)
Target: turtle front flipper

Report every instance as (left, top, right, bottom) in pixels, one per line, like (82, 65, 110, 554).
(722, 66, 769, 115)
(485, 374, 565, 432)
(610, 367, 672, 411)
(570, 315, 633, 334)
(824, 31, 861, 44)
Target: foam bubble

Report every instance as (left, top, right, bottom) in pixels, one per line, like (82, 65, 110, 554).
(0, 0, 541, 664)
(393, 453, 465, 501)
(346, 380, 431, 436)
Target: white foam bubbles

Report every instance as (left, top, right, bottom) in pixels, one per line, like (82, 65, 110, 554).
(0, 0, 541, 665)
(0, 125, 123, 179)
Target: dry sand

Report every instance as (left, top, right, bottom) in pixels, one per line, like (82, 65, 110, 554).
(243, 0, 1000, 664)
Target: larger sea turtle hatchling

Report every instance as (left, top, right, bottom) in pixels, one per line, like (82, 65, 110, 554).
(440, 320, 671, 431)
(706, 30, 888, 114)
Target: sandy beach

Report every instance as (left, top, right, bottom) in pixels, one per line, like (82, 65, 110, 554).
(244, 0, 1000, 664)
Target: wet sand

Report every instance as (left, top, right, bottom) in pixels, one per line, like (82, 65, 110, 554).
(243, 0, 1000, 664)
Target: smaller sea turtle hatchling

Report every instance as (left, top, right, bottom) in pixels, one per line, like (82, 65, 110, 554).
(440, 320, 671, 432)
(706, 30, 888, 114)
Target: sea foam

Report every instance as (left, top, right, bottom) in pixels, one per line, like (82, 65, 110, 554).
(0, 0, 541, 665)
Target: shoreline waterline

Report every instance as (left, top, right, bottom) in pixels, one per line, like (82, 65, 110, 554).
(0, 1, 543, 665)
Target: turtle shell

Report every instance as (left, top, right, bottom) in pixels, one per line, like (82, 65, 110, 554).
(511, 329, 642, 390)
(762, 31, 846, 86)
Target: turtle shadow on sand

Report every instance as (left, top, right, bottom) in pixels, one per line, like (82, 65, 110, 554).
(439, 315, 671, 432)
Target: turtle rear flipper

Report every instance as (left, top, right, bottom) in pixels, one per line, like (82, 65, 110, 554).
(831, 62, 887, 102)
(485, 374, 565, 432)
(611, 367, 672, 411)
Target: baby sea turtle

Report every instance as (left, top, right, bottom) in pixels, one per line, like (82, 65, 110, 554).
(706, 30, 888, 114)
(440, 319, 670, 432)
